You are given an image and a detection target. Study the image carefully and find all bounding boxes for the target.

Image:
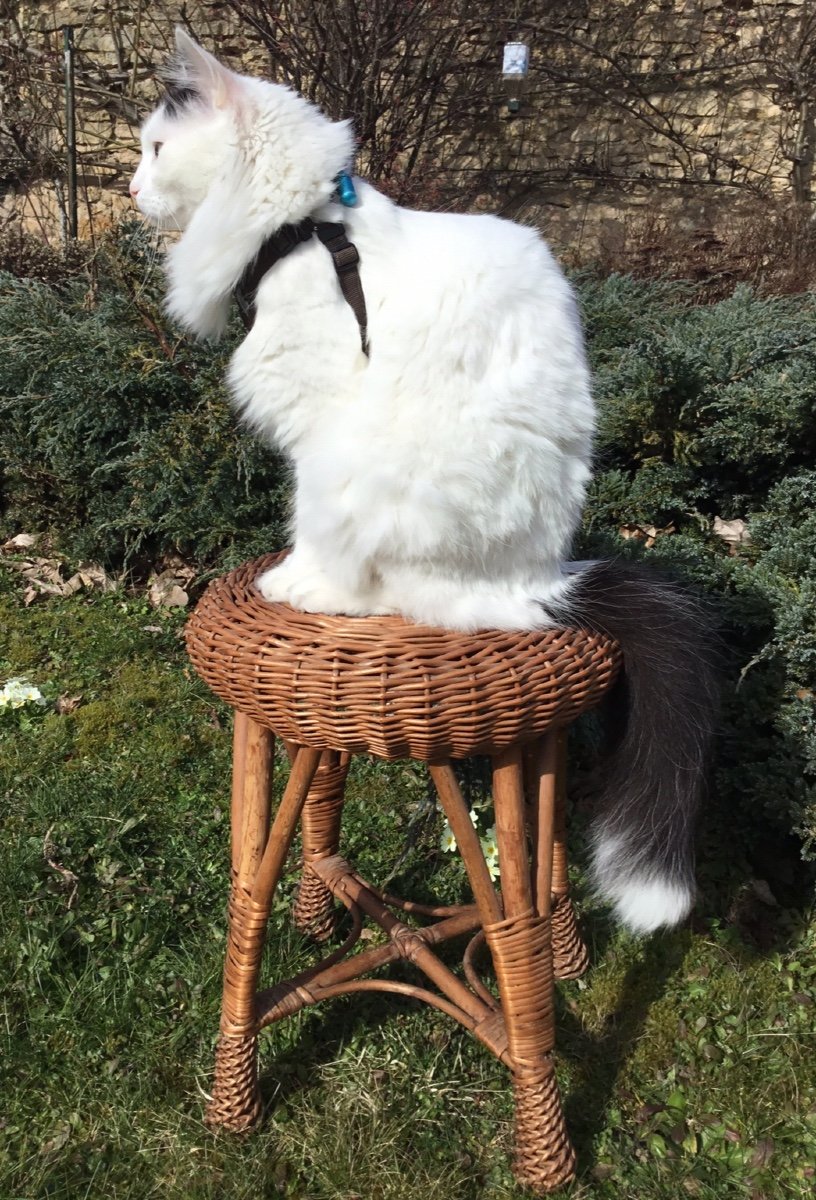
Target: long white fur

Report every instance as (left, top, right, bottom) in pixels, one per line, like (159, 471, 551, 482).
(592, 831, 695, 933)
(130, 30, 685, 932)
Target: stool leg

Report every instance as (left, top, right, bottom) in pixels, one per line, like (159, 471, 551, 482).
(292, 750, 349, 941)
(207, 722, 321, 1132)
(488, 745, 576, 1194)
(550, 732, 590, 980)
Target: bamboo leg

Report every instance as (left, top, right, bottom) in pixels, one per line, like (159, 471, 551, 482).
(207, 715, 273, 1131)
(429, 762, 504, 927)
(528, 734, 557, 918)
(230, 711, 249, 877)
(550, 731, 590, 980)
(292, 751, 349, 941)
(206, 727, 321, 1131)
(487, 746, 575, 1194)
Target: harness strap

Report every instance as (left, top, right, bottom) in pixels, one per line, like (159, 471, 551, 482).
(234, 218, 369, 356)
(233, 218, 314, 328)
(313, 222, 370, 357)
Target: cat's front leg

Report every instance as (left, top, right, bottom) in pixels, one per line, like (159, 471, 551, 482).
(255, 547, 395, 617)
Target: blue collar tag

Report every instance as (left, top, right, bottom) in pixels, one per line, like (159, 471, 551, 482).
(334, 172, 358, 207)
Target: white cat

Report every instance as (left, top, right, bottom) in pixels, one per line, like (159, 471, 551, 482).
(130, 30, 718, 934)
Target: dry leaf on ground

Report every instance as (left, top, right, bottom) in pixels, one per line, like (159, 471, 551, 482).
(10, 557, 65, 595)
(148, 570, 190, 608)
(619, 523, 676, 548)
(1, 532, 39, 552)
(63, 565, 118, 595)
(713, 516, 750, 552)
(6, 557, 117, 599)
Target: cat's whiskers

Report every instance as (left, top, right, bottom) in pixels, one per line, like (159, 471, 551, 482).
(131, 201, 180, 301)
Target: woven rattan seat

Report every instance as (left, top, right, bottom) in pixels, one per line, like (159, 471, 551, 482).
(185, 554, 623, 1193)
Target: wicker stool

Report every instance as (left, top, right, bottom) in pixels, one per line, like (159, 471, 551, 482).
(185, 554, 622, 1193)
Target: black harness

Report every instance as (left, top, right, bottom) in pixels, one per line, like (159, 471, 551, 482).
(234, 218, 369, 356)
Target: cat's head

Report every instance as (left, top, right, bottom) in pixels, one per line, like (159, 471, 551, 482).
(130, 29, 353, 233)
(129, 30, 243, 229)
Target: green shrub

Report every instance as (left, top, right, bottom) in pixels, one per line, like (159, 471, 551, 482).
(576, 274, 816, 879)
(0, 223, 289, 570)
(581, 275, 816, 521)
(0, 230, 814, 885)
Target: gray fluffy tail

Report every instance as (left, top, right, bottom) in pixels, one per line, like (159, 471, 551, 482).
(543, 560, 720, 933)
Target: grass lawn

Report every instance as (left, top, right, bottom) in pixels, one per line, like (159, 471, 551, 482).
(1, 557, 814, 1200)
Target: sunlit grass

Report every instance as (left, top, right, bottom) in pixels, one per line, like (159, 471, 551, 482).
(1, 561, 814, 1199)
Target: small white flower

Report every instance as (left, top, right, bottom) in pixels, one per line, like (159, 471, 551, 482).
(0, 677, 46, 709)
(468, 807, 479, 826)
(440, 822, 457, 853)
(481, 827, 500, 880)
(481, 826, 499, 858)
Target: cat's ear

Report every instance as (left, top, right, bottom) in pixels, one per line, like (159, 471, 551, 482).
(167, 27, 241, 110)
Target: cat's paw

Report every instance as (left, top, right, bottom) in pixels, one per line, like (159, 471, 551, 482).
(255, 562, 299, 605)
(256, 562, 394, 617)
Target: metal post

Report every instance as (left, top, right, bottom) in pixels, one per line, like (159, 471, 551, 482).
(63, 25, 78, 240)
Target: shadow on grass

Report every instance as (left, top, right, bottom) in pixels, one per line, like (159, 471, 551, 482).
(255, 920, 409, 1114)
(558, 923, 693, 1174)
(257, 1004, 393, 1111)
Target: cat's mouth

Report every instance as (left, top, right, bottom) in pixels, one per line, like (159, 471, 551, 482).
(133, 197, 184, 233)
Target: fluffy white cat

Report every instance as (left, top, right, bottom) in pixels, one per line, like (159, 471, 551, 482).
(131, 32, 592, 632)
(130, 29, 718, 934)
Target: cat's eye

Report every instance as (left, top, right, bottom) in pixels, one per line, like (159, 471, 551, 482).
(153, 142, 163, 157)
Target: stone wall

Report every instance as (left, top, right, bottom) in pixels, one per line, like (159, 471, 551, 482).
(1, 1, 809, 255)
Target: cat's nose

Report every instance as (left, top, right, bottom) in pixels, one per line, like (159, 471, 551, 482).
(129, 183, 140, 198)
